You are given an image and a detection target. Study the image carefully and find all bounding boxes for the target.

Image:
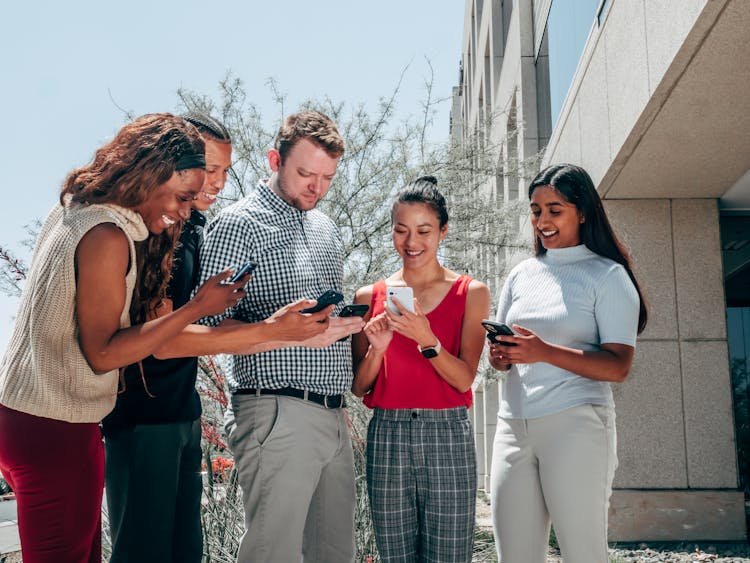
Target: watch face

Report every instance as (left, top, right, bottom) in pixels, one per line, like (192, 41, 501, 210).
(421, 347, 439, 359)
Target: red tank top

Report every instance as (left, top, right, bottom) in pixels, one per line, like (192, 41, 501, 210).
(363, 275, 474, 409)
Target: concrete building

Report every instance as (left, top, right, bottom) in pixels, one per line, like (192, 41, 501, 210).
(453, 0, 750, 541)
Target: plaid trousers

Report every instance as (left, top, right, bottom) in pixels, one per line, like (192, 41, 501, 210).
(366, 407, 477, 563)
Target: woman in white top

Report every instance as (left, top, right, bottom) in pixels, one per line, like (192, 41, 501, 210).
(488, 163, 647, 563)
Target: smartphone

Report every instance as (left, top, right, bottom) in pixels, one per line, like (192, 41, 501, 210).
(336, 303, 369, 341)
(481, 319, 517, 345)
(300, 289, 344, 314)
(338, 304, 369, 318)
(228, 261, 258, 283)
(386, 286, 414, 315)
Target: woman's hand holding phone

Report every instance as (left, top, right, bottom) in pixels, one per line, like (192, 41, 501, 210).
(485, 322, 552, 368)
(385, 286, 414, 315)
(188, 270, 247, 319)
(481, 320, 517, 345)
(228, 261, 258, 283)
(484, 319, 517, 371)
(384, 297, 437, 350)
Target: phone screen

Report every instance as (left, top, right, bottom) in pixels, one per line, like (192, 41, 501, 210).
(386, 286, 414, 315)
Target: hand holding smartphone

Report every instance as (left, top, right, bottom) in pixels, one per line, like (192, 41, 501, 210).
(299, 290, 344, 314)
(335, 304, 369, 341)
(386, 286, 414, 316)
(481, 320, 517, 345)
(228, 261, 258, 283)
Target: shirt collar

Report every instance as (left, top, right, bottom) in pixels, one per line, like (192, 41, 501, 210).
(542, 244, 594, 264)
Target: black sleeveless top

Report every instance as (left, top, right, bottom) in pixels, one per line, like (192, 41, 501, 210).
(102, 210, 205, 436)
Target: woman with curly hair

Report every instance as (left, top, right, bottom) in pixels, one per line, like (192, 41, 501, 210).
(0, 113, 245, 563)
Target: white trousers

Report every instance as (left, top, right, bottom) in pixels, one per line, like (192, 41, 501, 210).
(490, 404, 617, 563)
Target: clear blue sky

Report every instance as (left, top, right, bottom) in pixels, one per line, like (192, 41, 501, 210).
(0, 0, 464, 349)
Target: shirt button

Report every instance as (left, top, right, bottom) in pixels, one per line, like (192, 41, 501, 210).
(411, 412, 418, 419)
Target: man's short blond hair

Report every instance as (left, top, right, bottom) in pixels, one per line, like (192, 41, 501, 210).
(274, 110, 345, 162)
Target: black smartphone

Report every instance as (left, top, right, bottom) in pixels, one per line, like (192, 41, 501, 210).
(300, 289, 344, 314)
(228, 261, 258, 283)
(338, 304, 369, 318)
(481, 319, 517, 345)
(336, 304, 369, 341)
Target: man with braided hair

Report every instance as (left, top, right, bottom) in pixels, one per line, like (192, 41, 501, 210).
(102, 112, 235, 563)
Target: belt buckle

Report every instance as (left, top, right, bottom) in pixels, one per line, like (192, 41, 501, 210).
(323, 394, 342, 409)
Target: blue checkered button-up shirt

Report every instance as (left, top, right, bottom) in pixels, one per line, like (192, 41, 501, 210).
(196, 181, 352, 394)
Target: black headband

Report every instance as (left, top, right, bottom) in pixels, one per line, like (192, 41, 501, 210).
(175, 153, 206, 171)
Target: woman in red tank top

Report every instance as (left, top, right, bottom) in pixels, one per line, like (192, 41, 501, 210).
(352, 175, 490, 562)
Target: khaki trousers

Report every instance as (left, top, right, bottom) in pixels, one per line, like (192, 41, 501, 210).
(227, 394, 355, 563)
(490, 404, 617, 563)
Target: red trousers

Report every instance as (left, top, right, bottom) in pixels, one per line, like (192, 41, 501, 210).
(0, 403, 104, 563)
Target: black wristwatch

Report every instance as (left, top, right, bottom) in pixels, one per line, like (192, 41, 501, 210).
(418, 340, 442, 359)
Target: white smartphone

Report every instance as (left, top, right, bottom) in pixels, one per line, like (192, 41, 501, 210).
(386, 286, 414, 315)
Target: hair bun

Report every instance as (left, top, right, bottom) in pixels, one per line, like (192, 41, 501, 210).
(417, 175, 438, 186)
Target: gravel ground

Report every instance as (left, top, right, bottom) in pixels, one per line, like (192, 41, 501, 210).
(474, 494, 750, 562)
(545, 543, 750, 562)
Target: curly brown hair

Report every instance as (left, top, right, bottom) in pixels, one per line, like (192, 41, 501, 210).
(130, 228, 183, 324)
(60, 113, 205, 324)
(60, 113, 204, 208)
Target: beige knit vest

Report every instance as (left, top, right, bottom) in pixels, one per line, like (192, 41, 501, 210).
(0, 200, 148, 423)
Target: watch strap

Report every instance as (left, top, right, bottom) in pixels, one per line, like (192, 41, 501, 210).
(418, 340, 442, 358)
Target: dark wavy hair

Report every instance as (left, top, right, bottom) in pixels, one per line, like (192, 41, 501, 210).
(529, 163, 648, 333)
(391, 175, 449, 228)
(60, 113, 205, 324)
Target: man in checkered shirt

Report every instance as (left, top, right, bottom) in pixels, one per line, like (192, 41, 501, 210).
(196, 110, 363, 562)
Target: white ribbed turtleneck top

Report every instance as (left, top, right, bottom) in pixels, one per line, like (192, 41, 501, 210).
(495, 244, 639, 419)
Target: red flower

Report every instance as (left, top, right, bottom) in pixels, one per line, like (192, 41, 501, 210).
(210, 456, 234, 482)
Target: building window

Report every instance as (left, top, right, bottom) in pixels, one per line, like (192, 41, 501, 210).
(597, 0, 612, 25)
(535, 0, 601, 131)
